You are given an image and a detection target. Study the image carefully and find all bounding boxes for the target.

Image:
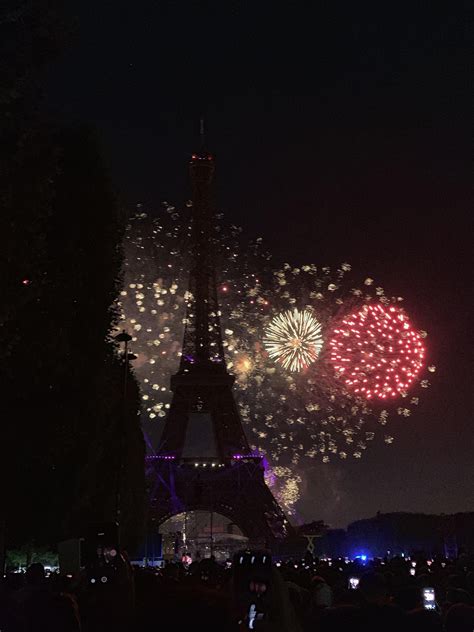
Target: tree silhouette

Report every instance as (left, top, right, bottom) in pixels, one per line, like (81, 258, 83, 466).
(1, 4, 144, 555)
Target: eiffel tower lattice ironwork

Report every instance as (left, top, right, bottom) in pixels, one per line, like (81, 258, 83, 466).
(146, 144, 292, 544)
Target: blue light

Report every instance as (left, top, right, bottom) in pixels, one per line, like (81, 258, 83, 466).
(354, 553, 368, 563)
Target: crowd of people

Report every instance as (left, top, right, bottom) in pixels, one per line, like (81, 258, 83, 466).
(1, 552, 474, 631)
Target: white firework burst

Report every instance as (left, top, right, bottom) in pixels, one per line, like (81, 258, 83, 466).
(263, 308, 323, 372)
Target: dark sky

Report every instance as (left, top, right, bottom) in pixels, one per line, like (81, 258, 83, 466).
(44, 1, 472, 528)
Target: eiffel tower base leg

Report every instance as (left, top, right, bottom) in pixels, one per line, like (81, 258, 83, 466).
(147, 458, 292, 546)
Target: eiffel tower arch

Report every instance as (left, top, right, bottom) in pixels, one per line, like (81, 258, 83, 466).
(146, 138, 292, 547)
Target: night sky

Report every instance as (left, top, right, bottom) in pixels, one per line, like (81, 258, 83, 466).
(44, 2, 472, 528)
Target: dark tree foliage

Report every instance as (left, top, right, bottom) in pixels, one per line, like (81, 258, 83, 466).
(1, 3, 144, 554)
(0, 0, 68, 366)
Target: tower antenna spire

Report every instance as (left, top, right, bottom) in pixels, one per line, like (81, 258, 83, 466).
(200, 117, 205, 151)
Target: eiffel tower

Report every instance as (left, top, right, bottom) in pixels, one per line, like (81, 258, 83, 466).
(146, 137, 292, 546)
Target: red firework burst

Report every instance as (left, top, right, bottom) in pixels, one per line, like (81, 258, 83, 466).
(329, 304, 425, 399)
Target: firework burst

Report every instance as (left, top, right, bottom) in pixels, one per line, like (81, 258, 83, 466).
(117, 205, 434, 512)
(263, 308, 323, 372)
(329, 304, 425, 399)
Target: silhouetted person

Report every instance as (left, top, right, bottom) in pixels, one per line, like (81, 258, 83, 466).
(393, 584, 423, 611)
(405, 608, 443, 632)
(357, 571, 405, 631)
(445, 603, 474, 632)
(49, 592, 81, 632)
(358, 571, 388, 605)
(13, 563, 55, 631)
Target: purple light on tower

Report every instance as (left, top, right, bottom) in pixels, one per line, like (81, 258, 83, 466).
(232, 453, 261, 460)
(146, 455, 176, 461)
(261, 455, 276, 487)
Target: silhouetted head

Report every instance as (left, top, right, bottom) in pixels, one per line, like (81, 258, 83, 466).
(393, 585, 423, 611)
(406, 608, 443, 632)
(359, 571, 388, 604)
(445, 603, 474, 632)
(25, 562, 45, 586)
